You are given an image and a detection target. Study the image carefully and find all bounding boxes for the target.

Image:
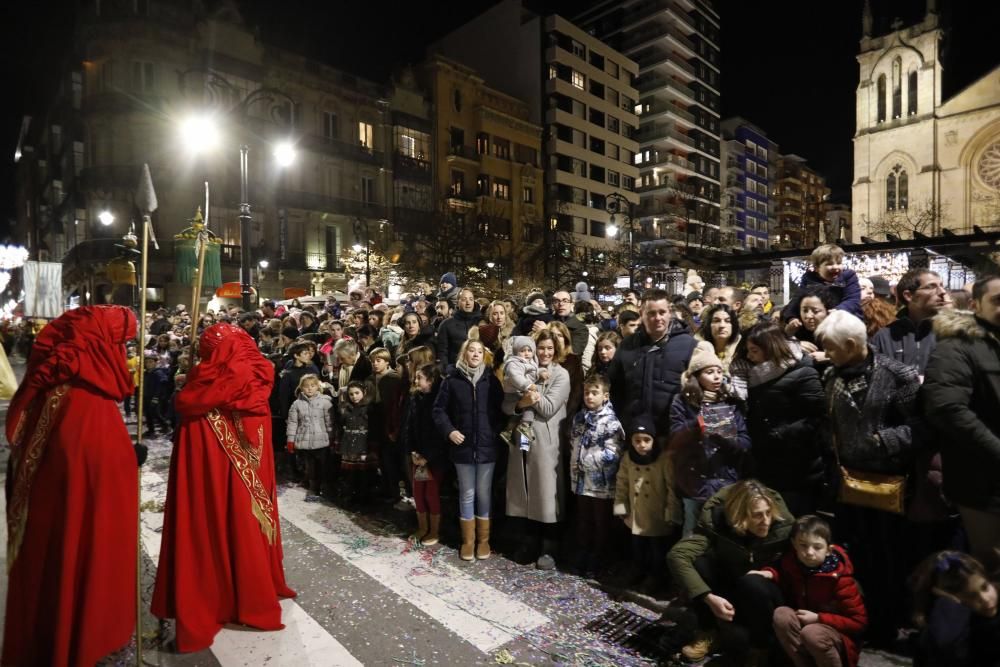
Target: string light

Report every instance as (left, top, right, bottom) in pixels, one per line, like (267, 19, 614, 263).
(0, 245, 28, 270)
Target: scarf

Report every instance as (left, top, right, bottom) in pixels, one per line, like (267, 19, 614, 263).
(521, 304, 549, 317)
(799, 549, 841, 576)
(831, 351, 874, 410)
(628, 443, 661, 465)
(702, 389, 719, 403)
(748, 358, 795, 388)
(456, 359, 485, 386)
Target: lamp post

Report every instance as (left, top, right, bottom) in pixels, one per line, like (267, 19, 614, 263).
(352, 218, 371, 289)
(179, 70, 297, 312)
(606, 191, 634, 290)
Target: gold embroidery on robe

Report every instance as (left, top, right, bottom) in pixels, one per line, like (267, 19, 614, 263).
(7, 384, 70, 570)
(206, 409, 276, 544)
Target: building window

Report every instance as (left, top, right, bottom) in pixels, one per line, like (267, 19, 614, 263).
(608, 170, 620, 186)
(361, 176, 375, 203)
(523, 223, 536, 243)
(588, 51, 605, 69)
(450, 170, 465, 196)
(493, 178, 511, 200)
(892, 57, 902, 119)
(886, 164, 908, 211)
(571, 40, 585, 59)
(877, 75, 886, 123)
(358, 122, 373, 149)
(99, 60, 114, 92)
(607, 116, 620, 133)
(450, 127, 464, 149)
(571, 70, 585, 90)
(548, 65, 557, 80)
(323, 111, 338, 139)
(476, 132, 490, 155)
(908, 70, 918, 116)
(493, 137, 510, 160)
(523, 186, 534, 204)
(757, 147, 767, 160)
(130, 61, 154, 93)
(623, 175, 635, 191)
(477, 174, 490, 196)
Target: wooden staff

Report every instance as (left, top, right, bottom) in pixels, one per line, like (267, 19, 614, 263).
(133, 163, 158, 667)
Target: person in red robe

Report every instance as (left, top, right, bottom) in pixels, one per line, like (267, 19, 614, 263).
(3, 305, 138, 667)
(152, 322, 295, 652)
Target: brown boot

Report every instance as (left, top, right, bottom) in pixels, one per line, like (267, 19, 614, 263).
(459, 518, 475, 561)
(422, 514, 440, 546)
(410, 512, 428, 542)
(475, 517, 491, 559)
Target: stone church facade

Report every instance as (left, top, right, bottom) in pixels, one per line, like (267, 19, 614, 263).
(852, 2, 1000, 242)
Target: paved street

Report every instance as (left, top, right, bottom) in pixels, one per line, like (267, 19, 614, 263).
(0, 357, 911, 667)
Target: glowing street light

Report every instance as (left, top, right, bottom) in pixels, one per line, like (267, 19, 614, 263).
(273, 141, 296, 168)
(98, 210, 115, 226)
(180, 114, 220, 154)
(486, 260, 496, 269)
(258, 259, 269, 269)
(352, 242, 364, 253)
(606, 222, 619, 238)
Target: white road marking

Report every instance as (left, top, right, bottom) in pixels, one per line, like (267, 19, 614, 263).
(278, 491, 550, 653)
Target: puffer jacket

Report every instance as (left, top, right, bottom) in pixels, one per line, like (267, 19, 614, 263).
(401, 384, 448, 467)
(569, 402, 624, 499)
(432, 365, 504, 465)
(762, 545, 867, 667)
(746, 359, 826, 492)
(669, 394, 750, 502)
(608, 318, 698, 435)
(286, 393, 333, 450)
(436, 308, 484, 367)
(922, 309, 1000, 512)
(667, 483, 793, 601)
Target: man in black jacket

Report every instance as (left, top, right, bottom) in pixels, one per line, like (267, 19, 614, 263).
(607, 288, 697, 435)
(872, 268, 947, 375)
(535, 289, 589, 356)
(922, 274, 1000, 562)
(436, 288, 483, 368)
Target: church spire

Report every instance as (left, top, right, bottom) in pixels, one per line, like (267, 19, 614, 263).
(862, 0, 873, 37)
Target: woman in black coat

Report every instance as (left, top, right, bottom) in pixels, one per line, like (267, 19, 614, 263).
(743, 322, 826, 517)
(398, 312, 435, 356)
(432, 339, 504, 561)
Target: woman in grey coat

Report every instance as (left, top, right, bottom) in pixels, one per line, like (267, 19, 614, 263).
(504, 329, 571, 569)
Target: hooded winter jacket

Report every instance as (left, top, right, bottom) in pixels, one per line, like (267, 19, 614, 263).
(922, 309, 1000, 512)
(436, 308, 484, 367)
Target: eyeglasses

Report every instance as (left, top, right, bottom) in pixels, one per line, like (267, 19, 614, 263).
(552, 298, 571, 304)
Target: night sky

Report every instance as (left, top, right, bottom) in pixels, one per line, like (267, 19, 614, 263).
(1, 0, 997, 232)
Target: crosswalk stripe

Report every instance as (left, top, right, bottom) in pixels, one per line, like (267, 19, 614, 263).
(138, 445, 362, 666)
(278, 491, 551, 653)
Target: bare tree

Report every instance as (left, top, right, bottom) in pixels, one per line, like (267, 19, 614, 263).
(864, 197, 950, 239)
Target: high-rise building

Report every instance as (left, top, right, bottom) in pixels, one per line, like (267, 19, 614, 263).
(432, 0, 640, 286)
(576, 0, 723, 259)
(720, 117, 775, 251)
(772, 155, 830, 249)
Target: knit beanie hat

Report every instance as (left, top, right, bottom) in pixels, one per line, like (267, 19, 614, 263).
(686, 341, 723, 376)
(629, 413, 657, 439)
(281, 325, 300, 340)
(573, 281, 593, 303)
(686, 291, 703, 304)
(440, 272, 457, 288)
(510, 335, 536, 356)
(525, 291, 546, 307)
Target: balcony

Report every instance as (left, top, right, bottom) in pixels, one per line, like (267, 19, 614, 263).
(635, 48, 696, 77)
(393, 153, 432, 181)
(638, 151, 697, 172)
(623, 0, 691, 28)
(635, 124, 696, 150)
(276, 189, 388, 219)
(622, 22, 697, 56)
(446, 145, 480, 164)
(634, 74, 696, 103)
(302, 134, 384, 166)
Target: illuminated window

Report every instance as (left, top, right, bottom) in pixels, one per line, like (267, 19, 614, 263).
(571, 70, 585, 90)
(358, 122, 373, 149)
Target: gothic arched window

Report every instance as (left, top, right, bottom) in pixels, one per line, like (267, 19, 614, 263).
(886, 164, 908, 211)
(908, 70, 918, 115)
(877, 75, 887, 123)
(892, 57, 902, 119)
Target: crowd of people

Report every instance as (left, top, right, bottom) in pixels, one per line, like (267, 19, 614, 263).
(6, 243, 999, 665)
(131, 247, 1000, 666)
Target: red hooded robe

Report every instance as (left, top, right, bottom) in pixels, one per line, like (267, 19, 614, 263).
(2, 305, 138, 667)
(151, 323, 295, 652)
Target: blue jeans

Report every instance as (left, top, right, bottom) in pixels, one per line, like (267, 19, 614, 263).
(454, 462, 495, 521)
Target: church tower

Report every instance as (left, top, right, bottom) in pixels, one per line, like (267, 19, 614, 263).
(852, 0, 944, 240)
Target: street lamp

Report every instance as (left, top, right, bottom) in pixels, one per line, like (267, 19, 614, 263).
(258, 259, 269, 269)
(98, 210, 115, 226)
(606, 192, 634, 290)
(179, 70, 298, 311)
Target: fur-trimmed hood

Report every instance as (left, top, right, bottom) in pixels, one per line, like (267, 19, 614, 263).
(932, 309, 989, 340)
